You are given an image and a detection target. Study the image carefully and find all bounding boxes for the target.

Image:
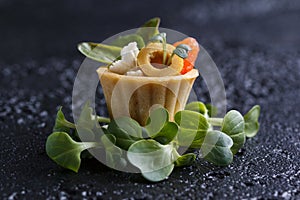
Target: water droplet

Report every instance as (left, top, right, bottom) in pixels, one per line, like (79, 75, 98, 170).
(3, 68, 12, 76)
(17, 118, 25, 125)
(82, 191, 87, 196)
(281, 191, 291, 199)
(37, 122, 46, 128)
(96, 191, 103, 196)
(8, 192, 17, 200)
(39, 111, 48, 118)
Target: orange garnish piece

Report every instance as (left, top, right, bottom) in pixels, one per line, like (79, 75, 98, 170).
(173, 37, 199, 74)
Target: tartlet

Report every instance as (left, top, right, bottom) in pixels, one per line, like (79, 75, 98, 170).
(93, 34, 200, 125)
(97, 67, 199, 125)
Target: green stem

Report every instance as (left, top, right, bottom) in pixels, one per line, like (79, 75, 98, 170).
(81, 142, 101, 150)
(97, 116, 111, 123)
(162, 38, 167, 65)
(167, 53, 174, 66)
(207, 118, 223, 126)
(171, 141, 181, 161)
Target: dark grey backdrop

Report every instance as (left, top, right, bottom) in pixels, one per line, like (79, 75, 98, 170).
(0, 0, 299, 199)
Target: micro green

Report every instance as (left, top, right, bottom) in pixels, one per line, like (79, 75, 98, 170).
(46, 132, 100, 172)
(77, 42, 122, 64)
(166, 44, 191, 66)
(111, 34, 145, 49)
(127, 139, 176, 182)
(77, 17, 160, 64)
(149, 32, 167, 64)
(53, 106, 76, 132)
(136, 17, 160, 43)
(46, 102, 260, 182)
(201, 130, 233, 166)
(149, 33, 192, 66)
(221, 110, 245, 154)
(244, 105, 260, 137)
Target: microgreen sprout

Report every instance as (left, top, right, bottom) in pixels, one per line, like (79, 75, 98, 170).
(149, 32, 167, 65)
(149, 34, 192, 66)
(78, 17, 160, 64)
(46, 102, 260, 182)
(167, 44, 191, 65)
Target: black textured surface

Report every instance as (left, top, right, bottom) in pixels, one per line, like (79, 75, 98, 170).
(1, 0, 300, 199)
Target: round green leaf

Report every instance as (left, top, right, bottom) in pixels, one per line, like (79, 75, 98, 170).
(175, 110, 209, 132)
(101, 134, 126, 169)
(201, 130, 233, 166)
(46, 132, 98, 172)
(173, 47, 188, 59)
(145, 107, 169, 137)
(174, 153, 196, 167)
(152, 122, 178, 145)
(244, 105, 260, 137)
(185, 101, 208, 117)
(108, 116, 142, 139)
(142, 164, 174, 182)
(127, 140, 174, 169)
(221, 110, 245, 154)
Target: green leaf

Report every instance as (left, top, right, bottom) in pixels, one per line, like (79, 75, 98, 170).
(175, 110, 210, 148)
(46, 132, 99, 172)
(108, 116, 142, 138)
(142, 164, 174, 182)
(152, 122, 178, 145)
(190, 139, 205, 149)
(111, 34, 145, 49)
(145, 107, 169, 137)
(174, 153, 196, 167)
(78, 18, 161, 64)
(114, 138, 137, 151)
(77, 102, 96, 130)
(75, 126, 95, 142)
(77, 42, 121, 64)
(127, 139, 175, 182)
(205, 103, 218, 117)
(176, 44, 191, 51)
(221, 110, 245, 135)
(172, 44, 191, 60)
(101, 134, 127, 169)
(136, 17, 160, 43)
(221, 110, 245, 154)
(201, 130, 233, 166)
(244, 105, 260, 137)
(107, 117, 142, 150)
(177, 128, 205, 148)
(185, 102, 209, 117)
(173, 47, 188, 59)
(53, 107, 75, 132)
(149, 32, 166, 43)
(101, 133, 116, 144)
(76, 102, 106, 142)
(175, 110, 210, 132)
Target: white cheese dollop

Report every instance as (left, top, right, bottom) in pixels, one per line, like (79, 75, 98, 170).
(109, 42, 139, 75)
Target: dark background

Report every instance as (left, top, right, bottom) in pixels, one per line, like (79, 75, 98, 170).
(0, 0, 299, 199)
